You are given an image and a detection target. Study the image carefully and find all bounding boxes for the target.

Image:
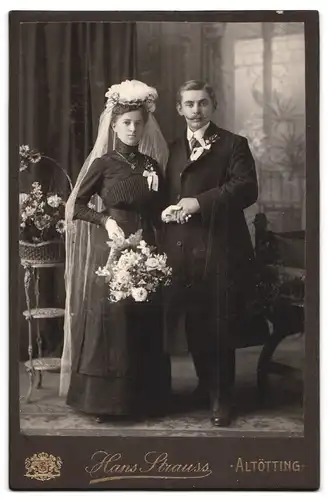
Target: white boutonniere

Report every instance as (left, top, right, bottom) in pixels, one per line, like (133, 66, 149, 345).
(190, 133, 219, 161)
(142, 158, 159, 191)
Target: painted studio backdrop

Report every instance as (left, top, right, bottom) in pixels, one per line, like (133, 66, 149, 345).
(18, 21, 305, 363)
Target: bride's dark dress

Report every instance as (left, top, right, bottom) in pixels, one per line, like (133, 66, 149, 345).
(66, 139, 171, 417)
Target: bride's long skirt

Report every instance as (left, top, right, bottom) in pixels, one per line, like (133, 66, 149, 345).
(66, 221, 171, 417)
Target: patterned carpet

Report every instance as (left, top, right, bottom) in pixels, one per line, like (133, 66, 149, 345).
(19, 337, 304, 437)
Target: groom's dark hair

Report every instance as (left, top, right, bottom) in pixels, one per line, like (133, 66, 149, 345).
(176, 80, 217, 109)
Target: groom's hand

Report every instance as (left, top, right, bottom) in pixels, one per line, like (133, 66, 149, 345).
(176, 197, 200, 223)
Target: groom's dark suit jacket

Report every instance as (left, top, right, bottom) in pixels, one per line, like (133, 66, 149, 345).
(162, 121, 258, 348)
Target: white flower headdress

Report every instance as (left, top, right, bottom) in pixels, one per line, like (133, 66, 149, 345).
(105, 80, 158, 113)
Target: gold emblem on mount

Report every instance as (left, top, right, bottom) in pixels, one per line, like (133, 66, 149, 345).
(25, 452, 63, 481)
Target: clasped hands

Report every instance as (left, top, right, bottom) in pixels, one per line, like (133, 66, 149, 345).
(161, 198, 200, 224)
(104, 197, 200, 241)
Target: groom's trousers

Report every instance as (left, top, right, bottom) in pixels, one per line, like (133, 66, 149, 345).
(164, 279, 236, 402)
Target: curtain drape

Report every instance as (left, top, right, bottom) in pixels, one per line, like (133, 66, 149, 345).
(19, 22, 136, 184)
(18, 22, 136, 359)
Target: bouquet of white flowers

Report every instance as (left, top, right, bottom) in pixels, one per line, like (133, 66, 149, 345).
(96, 230, 172, 303)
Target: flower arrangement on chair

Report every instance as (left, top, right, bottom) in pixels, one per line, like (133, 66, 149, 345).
(19, 145, 72, 264)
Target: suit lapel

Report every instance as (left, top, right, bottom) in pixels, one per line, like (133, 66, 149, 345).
(181, 122, 221, 174)
(171, 135, 189, 175)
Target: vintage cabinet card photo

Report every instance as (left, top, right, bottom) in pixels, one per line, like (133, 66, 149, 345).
(9, 9, 319, 490)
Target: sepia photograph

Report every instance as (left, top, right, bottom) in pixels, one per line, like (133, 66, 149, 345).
(9, 10, 319, 490)
(17, 19, 307, 437)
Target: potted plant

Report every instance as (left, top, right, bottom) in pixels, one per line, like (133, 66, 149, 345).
(19, 145, 72, 265)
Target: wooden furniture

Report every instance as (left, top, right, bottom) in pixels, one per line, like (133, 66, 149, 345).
(253, 214, 305, 398)
(257, 266, 304, 397)
(22, 261, 64, 403)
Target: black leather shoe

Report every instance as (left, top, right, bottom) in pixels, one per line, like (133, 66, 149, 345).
(95, 415, 107, 423)
(210, 399, 232, 427)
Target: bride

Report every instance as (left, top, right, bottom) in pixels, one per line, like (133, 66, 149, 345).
(60, 80, 171, 422)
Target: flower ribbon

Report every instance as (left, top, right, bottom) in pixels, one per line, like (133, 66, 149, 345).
(143, 170, 159, 191)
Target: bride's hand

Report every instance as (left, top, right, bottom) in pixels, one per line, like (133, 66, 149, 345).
(161, 205, 182, 223)
(161, 205, 192, 224)
(105, 218, 125, 241)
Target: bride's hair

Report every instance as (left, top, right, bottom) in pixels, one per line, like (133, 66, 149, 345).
(111, 102, 149, 125)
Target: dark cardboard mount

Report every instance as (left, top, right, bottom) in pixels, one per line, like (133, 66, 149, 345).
(9, 10, 319, 490)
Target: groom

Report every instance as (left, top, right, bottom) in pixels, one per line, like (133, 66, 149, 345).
(161, 80, 258, 426)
